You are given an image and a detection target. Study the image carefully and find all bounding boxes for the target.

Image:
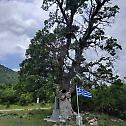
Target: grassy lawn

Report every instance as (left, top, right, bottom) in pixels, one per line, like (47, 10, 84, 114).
(0, 104, 126, 126)
(0, 103, 53, 126)
(0, 109, 53, 126)
(0, 103, 51, 110)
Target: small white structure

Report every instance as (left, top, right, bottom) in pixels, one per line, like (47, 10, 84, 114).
(37, 97, 40, 104)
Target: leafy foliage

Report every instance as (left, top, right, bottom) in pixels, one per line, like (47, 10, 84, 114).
(72, 80, 126, 119)
(42, 0, 121, 87)
(18, 0, 123, 115)
(0, 84, 17, 105)
(17, 31, 55, 103)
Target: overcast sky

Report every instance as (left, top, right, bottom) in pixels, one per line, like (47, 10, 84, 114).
(0, 0, 47, 71)
(0, 0, 126, 80)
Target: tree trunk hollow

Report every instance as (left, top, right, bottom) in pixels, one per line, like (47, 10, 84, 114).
(50, 91, 75, 122)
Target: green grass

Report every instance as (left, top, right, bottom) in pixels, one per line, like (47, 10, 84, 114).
(98, 114, 126, 126)
(0, 109, 53, 126)
(0, 103, 53, 126)
(0, 104, 126, 126)
(0, 118, 44, 126)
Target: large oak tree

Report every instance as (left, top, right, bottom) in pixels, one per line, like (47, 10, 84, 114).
(19, 0, 122, 120)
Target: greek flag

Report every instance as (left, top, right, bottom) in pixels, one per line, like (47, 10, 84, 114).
(76, 86, 92, 98)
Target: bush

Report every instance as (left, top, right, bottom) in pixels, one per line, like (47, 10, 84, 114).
(19, 93, 33, 106)
(0, 85, 17, 105)
(72, 81, 126, 119)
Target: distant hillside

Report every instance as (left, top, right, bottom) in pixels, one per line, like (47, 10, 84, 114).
(0, 64, 18, 85)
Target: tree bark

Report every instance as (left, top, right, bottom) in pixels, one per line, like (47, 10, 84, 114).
(50, 86, 75, 122)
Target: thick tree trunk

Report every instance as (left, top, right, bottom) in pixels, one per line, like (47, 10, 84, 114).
(49, 88, 75, 122)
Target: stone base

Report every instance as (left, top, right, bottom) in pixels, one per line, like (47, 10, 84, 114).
(76, 115, 83, 125)
(44, 118, 57, 123)
(44, 118, 66, 123)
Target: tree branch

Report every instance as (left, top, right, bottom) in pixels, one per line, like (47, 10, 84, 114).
(56, 0, 68, 24)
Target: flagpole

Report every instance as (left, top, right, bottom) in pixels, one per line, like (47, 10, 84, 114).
(76, 85, 81, 126)
(76, 85, 80, 116)
(76, 85, 92, 126)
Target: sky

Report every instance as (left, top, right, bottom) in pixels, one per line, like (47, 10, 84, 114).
(0, 0, 48, 71)
(0, 0, 126, 80)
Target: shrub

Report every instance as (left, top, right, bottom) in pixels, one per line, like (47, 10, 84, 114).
(19, 93, 33, 106)
(72, 81, 126, 119)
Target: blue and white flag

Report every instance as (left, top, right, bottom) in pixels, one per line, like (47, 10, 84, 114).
(76, 86, 92, 98)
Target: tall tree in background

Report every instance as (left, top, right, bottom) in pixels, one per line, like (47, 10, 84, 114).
(19, 0, 121, 119)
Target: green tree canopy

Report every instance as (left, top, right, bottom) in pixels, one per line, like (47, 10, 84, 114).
(19, 0, 122, 95)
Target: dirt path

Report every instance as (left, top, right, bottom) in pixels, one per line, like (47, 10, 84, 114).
(0, 107, 51, 112)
